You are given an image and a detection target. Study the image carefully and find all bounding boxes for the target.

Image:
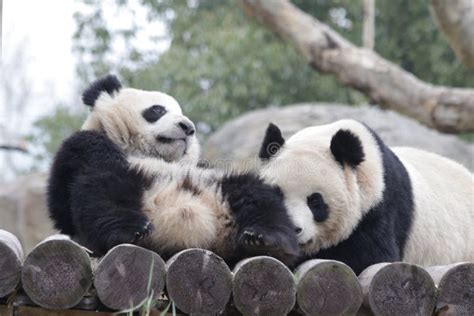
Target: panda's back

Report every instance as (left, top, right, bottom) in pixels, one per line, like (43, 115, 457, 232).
(392, 146, 474, 265)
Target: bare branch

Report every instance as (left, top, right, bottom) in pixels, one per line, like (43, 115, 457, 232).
(0, 145, 28, 153)
(362, 0, 375, 50)
(430, 0, 474, 69)
(238, 0, 474, 133)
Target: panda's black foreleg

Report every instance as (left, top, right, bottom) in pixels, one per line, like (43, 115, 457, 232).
(69, 166, 153, 255)
(221, 173, 299, 265)
(48, 130, 128, 236)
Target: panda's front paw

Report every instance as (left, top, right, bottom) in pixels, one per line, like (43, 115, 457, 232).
(238, 226, 300, 265)
(133, 221, 153, 243)
(242, 229, 265, 247)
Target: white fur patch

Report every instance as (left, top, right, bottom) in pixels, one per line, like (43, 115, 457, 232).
(128, 157, 235, 255)
(395, 147, 474, 265)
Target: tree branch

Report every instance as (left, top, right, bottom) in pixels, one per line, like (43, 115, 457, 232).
(362, 0, 375, 50)
(0, 145, 28, 153)
(430, 0, 474, 69)
(237, 0, 474, 133)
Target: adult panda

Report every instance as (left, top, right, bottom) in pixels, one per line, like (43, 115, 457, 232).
(259, 119, 474, 274)
(48, 75, 200, 239)
(48, 76, 298, 264)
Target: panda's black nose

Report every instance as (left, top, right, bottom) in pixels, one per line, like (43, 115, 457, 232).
(178, 121, 195, 136)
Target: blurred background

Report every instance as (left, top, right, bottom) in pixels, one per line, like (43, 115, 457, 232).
(1, 0, 473, 250)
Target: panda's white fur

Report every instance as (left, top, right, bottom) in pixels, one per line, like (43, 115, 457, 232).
(127, 157, 235, 258)
(394, 147, 474, 265)
(81, 78, 200, 164)
(260, 119, 474, 269)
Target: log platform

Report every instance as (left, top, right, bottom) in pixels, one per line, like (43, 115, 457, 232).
(1, 229, 472, 315)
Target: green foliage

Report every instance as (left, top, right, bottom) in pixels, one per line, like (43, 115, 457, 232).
(72, 0, 473, 131)
(374, 0, 474, 87)
(30, 0, 474, 164)
(74, 0, 366, 130)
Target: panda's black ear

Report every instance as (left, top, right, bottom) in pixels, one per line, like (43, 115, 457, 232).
(330, 129, 365, 167)
(259, 123, 285, 160)
(82, 75, 122, 107)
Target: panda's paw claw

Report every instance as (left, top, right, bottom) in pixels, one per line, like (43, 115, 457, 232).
(133, 221, 153, 242)
(240, 227, 266, 249)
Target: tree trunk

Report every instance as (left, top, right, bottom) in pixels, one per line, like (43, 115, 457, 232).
(238, 0, 474, 133)
(430, 0, 474, 69)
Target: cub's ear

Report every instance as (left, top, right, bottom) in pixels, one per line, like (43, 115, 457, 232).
(330, 129, 365, 167)
(259, 123, 285, 160)
(82, 75, 122, 107)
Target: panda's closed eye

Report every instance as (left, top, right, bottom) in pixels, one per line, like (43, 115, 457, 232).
(142, 105, 167, 123)
(307, 193, 329, 222)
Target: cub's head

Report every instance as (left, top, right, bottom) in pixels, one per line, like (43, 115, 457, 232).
(81, 75, 199, 163)
(258, 120, 384, 255)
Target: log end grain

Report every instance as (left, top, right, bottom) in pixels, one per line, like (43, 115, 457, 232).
(166, 248, 232, 315)
(21, 235, 92, 309)
(232, 256, 296, 316)
(295, 259, 363, 315)
(94, 244, 165, 311)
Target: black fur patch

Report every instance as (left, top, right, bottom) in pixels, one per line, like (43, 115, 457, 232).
(82, 75, 122, 107)
(259, 123, 285, 160)
(221, 173, 299, 266)
(47, 130, 154, 255)
(70, 165, 152, 255)
(330, 129, 365, 167)
(302, 126, 414, 275)
(142, 105, 167, 123)
(307, 192, 329, 222)
(47, 130, 128, 236)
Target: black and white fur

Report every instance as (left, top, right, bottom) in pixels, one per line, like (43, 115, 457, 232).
(48, 76, 298, 264)
(50, 131, 298, 265)
(48, 75, 199, 237)
(259, 120, 474, 274)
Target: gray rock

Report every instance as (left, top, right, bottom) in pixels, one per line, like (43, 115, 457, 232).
(204, 104, 474, 171)
(0, 173, 56, 252)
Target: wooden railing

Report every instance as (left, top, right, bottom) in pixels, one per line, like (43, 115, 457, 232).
(1, 229, 473, 315)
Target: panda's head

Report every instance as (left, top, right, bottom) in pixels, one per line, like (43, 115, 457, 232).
(81, 75, 200, 163)
(258, 120, 384, 254)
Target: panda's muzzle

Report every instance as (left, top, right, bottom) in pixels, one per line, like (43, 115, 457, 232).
(157, 136, 186, 144)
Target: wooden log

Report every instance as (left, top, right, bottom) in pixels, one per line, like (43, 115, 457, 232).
(166, 248, 232, 315)
(358, 262, 437, 316)
(426, 262, 474, 315)
(0, 230, 23, 298)
(21, 235, 92, 310)
(295, 259, 363, 316)
(94, 244, 165, 311)
(232, 256, 296, 316)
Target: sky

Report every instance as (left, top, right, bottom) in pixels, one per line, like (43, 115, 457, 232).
(1, 0, 78, 125)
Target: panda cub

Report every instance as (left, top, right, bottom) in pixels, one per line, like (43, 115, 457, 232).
(259, 119, 474, 274)
(48, 76, 298, 265)
(48, 75, 200, 238)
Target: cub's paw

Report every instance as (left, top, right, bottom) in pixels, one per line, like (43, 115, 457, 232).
(238, 226, 300, 265)
(102, 219, 154, 252)
(240, 229, 265, 247)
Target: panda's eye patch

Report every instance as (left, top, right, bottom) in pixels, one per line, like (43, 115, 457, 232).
(142, 105, 167, 123)
(307, 192, 329, 222)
